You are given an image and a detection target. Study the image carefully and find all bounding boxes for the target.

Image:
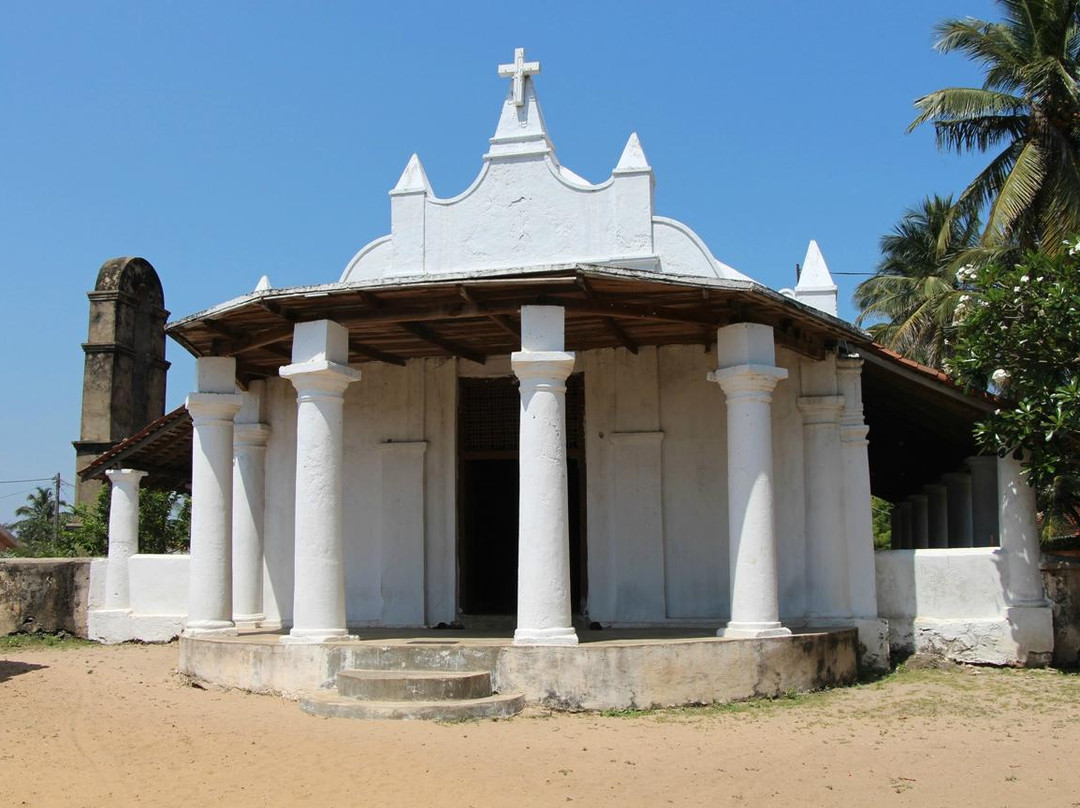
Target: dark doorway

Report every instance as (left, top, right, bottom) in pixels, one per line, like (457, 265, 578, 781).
(458, 375, 586, 616)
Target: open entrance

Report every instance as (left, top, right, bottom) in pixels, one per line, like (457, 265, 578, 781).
(458, 375, 586, 616)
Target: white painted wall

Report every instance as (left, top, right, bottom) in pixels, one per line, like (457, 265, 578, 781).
(877, 548, 1007, 621)
(87, 555, 189, 643)
(261, 358, 457, 628)
(254, 344, 853, 629)
(875, 548, 1051, 665)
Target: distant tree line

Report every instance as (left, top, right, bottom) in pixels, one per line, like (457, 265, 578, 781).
(2, 485, 190, 558)
(855, 0, 1080, 541)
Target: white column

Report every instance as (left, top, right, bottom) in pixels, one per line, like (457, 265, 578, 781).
(280, 320, 361, 643)
(232, 422, 270, 628)
(908, 494, 929, 549)
(512, 305, 578, 646)
(103, 468, 147, 610)
(998, 455, 1047, 606)
(894, 501, 912, 549)
(968, 455, 999, 546)
(890, 507, 903, 550)
(836, 356, 877, 618)
(924, 483, 949, 548)
(799, 356, 850, 619)
(185, 357, 243, 635)
(943, 472, 974, 548)
(708, 322, 790, 638)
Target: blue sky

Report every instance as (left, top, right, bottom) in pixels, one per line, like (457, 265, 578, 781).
(0, 1, 1000, 521)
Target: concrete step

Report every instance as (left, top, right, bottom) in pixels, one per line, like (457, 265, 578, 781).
(337, 642, 502, 673)
(300, 691, 525, 721)
(337, 669, 492, 701)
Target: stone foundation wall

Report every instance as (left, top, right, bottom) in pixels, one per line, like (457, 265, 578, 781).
(1042, 554, 1080, 669)
(0, 558, 93, 636)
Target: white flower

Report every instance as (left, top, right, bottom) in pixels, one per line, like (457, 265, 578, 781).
(959, 294, 971, 303)
(1020, 275, 1030, 282)
(1014, 286, 1021, 292)
(1037, 276, 1045, 282)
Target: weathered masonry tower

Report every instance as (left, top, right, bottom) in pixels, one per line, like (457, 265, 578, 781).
(73, 257, 169, 505)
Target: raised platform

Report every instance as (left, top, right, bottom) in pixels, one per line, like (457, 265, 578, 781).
(179, 626, 858, 712)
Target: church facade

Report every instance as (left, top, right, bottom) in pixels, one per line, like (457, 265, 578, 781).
(84, 50, 1054, 703)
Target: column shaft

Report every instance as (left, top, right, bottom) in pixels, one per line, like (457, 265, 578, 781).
(943, 472, 974, 548)
(799, 394, 850, 618)
(103, 469, 147, 610)
(280, 321, 361, 643)
(908, 494, 929, 549)
(711, 363, 790, 638)
(924, 483, 949, 548)
(968, 456, 1000, 546)
(998, 455, 1046, 606)
(232, 424, 270, 627)
(837, 357, 877, 618)
(512, 306, 577, 646)
(186, 393, 242, 632)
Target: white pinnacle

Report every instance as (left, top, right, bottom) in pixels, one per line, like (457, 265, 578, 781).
(498, 47, 541, 107)
(255, 275, 272, 292)
(392, 153, 432, 194)
(794, 239, 838, 317)
(614, 132, 651, 173)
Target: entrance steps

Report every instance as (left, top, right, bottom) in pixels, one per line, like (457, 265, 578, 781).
(298, 645, 524, 720)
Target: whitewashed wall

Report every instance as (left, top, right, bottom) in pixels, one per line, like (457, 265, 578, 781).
(583, 344, 808, 624)
(259, 344, 832, 628)
(87, 555, 188, 643)
(262, 359, 456, 628)
(875, 548, 1051, 665)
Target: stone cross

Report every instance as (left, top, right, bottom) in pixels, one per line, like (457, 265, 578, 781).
(498, 47, 540, 107)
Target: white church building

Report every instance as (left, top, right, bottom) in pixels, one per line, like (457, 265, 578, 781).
(82, 50, 1053, 713)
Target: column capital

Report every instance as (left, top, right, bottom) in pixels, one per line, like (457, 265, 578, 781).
(797, 395, 845, 424)
(923, 482, 947, 495)
(511, 350, 575, 383)
(105, 468, 148, 487)
(707, 364, 787, 399)
(234, 423, 271, 449)
(280, 359, 361, 397)
(836, 355, 864, 374)
(186, 392, 243, 422)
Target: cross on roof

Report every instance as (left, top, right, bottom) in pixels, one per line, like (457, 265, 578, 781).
(498, 47, 540, 108)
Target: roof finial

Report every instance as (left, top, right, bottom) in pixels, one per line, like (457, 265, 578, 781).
(498, 47, 541, 107)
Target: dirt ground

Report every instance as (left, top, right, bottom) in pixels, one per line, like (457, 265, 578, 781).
(2, 640, 1079, 807)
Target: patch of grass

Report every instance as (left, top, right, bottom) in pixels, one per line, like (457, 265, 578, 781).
(0, 632, 95, 650)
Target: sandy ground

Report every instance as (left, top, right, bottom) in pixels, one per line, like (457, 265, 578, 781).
(2, 641, 1079, 807)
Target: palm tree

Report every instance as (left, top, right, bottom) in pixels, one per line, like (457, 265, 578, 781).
(855, 195, 981, 368)
(910, 0, 1080, 253)
(11, 486, 64, 554)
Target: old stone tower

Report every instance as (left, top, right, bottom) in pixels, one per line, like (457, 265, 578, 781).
(73, 257, 169, 505)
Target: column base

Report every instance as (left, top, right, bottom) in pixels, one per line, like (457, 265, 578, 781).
(717, 621, 792, 639)
(513, 626, 579, 646)
(183, 619, 238, 637)
(233, 613, 266, 630)
(280, 628, 356, 645)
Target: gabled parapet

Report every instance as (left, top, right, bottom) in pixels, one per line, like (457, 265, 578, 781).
(340, 49, 748, 284)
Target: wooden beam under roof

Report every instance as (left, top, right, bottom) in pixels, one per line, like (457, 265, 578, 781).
(576, 277, 638, 354)
(348, 337, 407, 367)
(397, 321, 486, 365)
